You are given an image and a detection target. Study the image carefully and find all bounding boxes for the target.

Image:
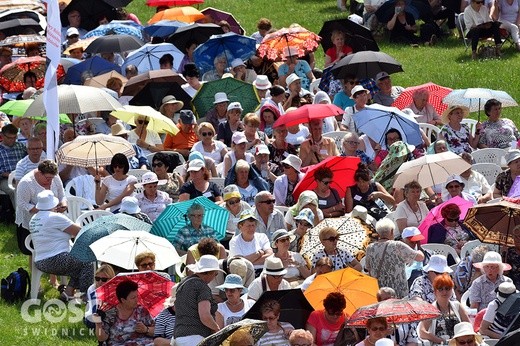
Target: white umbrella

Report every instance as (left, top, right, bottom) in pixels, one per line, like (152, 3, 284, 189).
(393, 151, 472, 189)
(23, 84, 122, 116)
(56, 134, 135, 168)
(89, 230, 180, 270)
(111, 105, 178, 134)
(442, 88, 518, 120)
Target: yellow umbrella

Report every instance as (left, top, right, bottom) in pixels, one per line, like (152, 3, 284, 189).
(111, 105, 178, 135)
(304, 267, 379, 316)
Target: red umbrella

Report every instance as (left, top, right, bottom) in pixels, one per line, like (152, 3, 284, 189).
(418, 196, 474, 244)
(392, 82, 452, 116)
(146, 0, 204, 7)
(96, 271, 174, 318)
(0, 56, 65, 92)
(293, 156, 360, 200)
(346, 298, 441, 327)
(273, 103, 344, 128)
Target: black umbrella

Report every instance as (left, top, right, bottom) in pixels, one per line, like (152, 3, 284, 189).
(497, 292, 520, 317)
(242, 289, 314, 329)
(60, 0, 130, 31)
(122, 69, 191, 110)
(85, 35, 145, 54)
(330, 51, 403, 80)
(375, 0, 433, 23)
(166, 23, 224, 52)
(0, 18, 43, 37)
(319, 18, 379, 53)
(496, 320, 520, 346)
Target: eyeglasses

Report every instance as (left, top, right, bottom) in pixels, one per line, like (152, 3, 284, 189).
(446, 217, 460, 222)
(320, 180, 332, 185)
(137, 120, 149, 125)
(189, 214, 204, 218)
(139, 262, 155, 268)
(227, 199, 241, 206)
(152, 162, 164, 168)
(259, 199, 276, 204)
(277, 237, 290, 243)
(326, 310, 343, 316)
(447, 184, 461, 189)
(436, 286, 452, 292)
(345, 141, 359, 145)
(95, 276, 109, 282)
(457, 338, 475, 345)
(201, 132, 213, 137)
(323, 236, 340, 242)
(370, 326, 387, 332)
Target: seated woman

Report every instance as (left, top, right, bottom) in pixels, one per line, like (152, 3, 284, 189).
(340, 85, 370, 133)
(174, 203, 219, 253)
(313, 166, 345, 218)
(256, 300, 295, 346)
(95, 153, 137, 212)
(387, 0, 421, 44)
(30, 190, 93, 301)
(273, 154, 304, 207)
(494, 149, 520, 197)
(440, 105, 479, 154)
(479, 98, 520, 149)
(222, 132, 255, 178)
(127, 114, 163, 157)
(311, 226, 362, 271)
(449, 322, 488, 346)
(242, 113, 267, 154)
(136, 172, 172, 223)
(427, 203, 473, 256)
(419, 274, 470, 344)
(259, 103, 281, 139)
(289, 208, 315, 253)
(374, 128, 424, 169)
(219, 184, 252, 234)
(151, 152, 183, 202)
(95, 280, 155, 345)
(324, 30, 353, 68)
(178, 159, 223, 202)
(307, 292, 356, 346)
(345, 163, 395, 220)
(491, 0, 520, 51)
(202, 54, 228, 82)
(300, 257, 334, 292)
(394, 181, 430, 233)
(215, 274, 253, 328)
(119, 196, 152, 224)
(269, 229, 310, 284)
(341, 131, 375, 170)
(268, 125, 298, 176)
(278, 46, 315, 91)
(464, 0, 503, 59)
(229, 159, 264, 206)
(185, 238, 227, 274)
(285, 190, 322, 231)
(355, 317, 391, 346)
(153, 285, 177, 346)
(85, 264, 115, 329)
(217, 102, 244, 148)
(191, 122, 228, 164)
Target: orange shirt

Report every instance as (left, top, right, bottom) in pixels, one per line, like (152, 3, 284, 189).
(163, 124, 198, 150)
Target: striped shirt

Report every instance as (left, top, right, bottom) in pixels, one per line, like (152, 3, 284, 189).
(14, 153, 46, 182)
(256, 322, 294, 346)
(154, 307, 176, 340)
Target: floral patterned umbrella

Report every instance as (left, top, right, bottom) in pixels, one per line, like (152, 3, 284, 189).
(392, 82, 452, 116)
(0, 56, 65, 92)
(257, 26, 321, 61)
(96, 271, 174, 318)
(198, 319, 268, 346)
(346, 298, 441, 326)
(300, 216, 368, 261)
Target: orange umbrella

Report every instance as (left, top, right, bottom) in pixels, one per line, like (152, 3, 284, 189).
(148, 6, 205, 24)
(304, 268, 379, 316)
(257, 26, 321, 61)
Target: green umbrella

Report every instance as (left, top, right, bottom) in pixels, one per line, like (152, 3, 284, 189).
(0, 99, 72, 124)
(191, 77, 260, 118)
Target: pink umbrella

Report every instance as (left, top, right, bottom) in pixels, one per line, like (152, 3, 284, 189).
(273, 103, 344, 128)
(418, 196, 473, 244)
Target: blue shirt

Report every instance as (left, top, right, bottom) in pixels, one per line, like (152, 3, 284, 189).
(0, 142, 27, 175)
(333, 91, 354, 110)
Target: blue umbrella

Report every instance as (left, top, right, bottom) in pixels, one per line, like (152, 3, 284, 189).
(193, 32, 256, 75)
(353, 103, 422, 148)
(122, 43, 185, 74)
(151, 196, 229, 244)
(63, 56, 122, 85)
(70, 214, 153, 262)
(84, 22, 144, 40)
(143, 20, 188, 38)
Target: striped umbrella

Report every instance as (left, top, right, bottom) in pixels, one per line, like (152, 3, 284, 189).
(151, 196, 229, 243)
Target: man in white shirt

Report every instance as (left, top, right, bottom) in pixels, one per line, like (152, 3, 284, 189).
(247, 257, 291, 300)
(14, 137, 45, 185)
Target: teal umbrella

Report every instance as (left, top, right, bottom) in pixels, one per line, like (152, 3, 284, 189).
(70, 214, 152, 262)
(0, 99, 72, 124)
(151, 196, 229, 243)
(191, 77, 260, 118)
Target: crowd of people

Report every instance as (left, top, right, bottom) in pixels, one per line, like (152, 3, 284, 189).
(1, 1, 520, 346)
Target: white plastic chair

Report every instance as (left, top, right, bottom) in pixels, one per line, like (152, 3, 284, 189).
(461, 289, 471, 308)
(421, 243, 461, 270)
(461, 119, 478, 136)
(460, 239, 499, 259)
(274, 205, 289, 215)
(65, 196, 94, 222)
(471, 148, 507, 165)
(471, 163, 502, 186)
(0, 171, 16, 197)
(323, 131, 348, 155)
(209, 177, 225, 193)
(418, 123, 441, 142)
(75, 210, 112, 227)
(128, 169, 150, 183)
(64, 175, 96, 204)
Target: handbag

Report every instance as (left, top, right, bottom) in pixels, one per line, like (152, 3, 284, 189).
(334, 323, 359, 346)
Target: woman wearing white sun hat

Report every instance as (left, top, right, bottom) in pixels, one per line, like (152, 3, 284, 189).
(135, 171, 172, 222)
(215, 274, 254, 328)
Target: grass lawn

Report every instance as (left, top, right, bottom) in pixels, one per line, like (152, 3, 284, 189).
(1, 0, 519, 344)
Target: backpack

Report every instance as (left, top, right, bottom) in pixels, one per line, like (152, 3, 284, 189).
(1, 268, 30, 303)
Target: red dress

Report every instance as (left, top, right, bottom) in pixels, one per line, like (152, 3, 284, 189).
(325, 45, 353, 62)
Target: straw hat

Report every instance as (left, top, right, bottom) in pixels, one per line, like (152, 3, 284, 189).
(159, 95, 184, 114)
(263, 257, 287, 276)
(110, 123, 129, 136)
(441, 105, 469, 124)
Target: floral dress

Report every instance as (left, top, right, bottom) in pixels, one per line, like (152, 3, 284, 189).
(479, 118, 519, 149)
(101, 305, 154, 346)
(440, 123, 473, 154)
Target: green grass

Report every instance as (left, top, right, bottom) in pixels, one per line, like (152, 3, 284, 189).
(2, 0, 520, 344)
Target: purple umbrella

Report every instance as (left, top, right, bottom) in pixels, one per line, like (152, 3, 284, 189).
(201, 7, 245, 35)
(508, 176, 520, 198)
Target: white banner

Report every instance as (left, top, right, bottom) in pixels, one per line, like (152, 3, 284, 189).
(43, 0, 61, 160)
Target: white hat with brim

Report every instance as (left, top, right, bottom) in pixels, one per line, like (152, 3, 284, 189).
(448, 322, 483, 346)
(253, 75, 272, 90)
(351, 205, 375, 225)
(120, 196, 141, 214)
(263, 257, 287, 276)
(135, 171, 167, 188)
(423, 254, 453, 273)
(186, 255, 226, 274)
(159, 95, 184, 113)
(36, 190, 59, 210)
(271, 229, 297, 249)
(110, 123, 130, 136)
(213, 92, 229, 104)
(506, 149, 520, 165)
(473, 251, 512, 271)
(280, 154, 302, 173)
(441, 105, 470, 124)
(286, 73, 300, 87)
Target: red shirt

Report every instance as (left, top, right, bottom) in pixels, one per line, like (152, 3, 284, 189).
(326, 45, 353, 62)
(307, 310, 346, 346)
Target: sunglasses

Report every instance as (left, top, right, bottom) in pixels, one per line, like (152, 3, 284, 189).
(201, 131, 213, 137)
(95, 276, 109, 282)
(321, 180, 332, 185)
(260, 199, 276, 204)
(446, 217, 460, 222)
(152, 162, 164, 168)
(282, 163, 292, 169)
(323, 236, 340, 242)
(139, 262, 155, 268)
(370, 326, 387, 332)
(227, 199, 241, 206)
(457, 338, 475, 345)
(137, 120, 150, 125)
